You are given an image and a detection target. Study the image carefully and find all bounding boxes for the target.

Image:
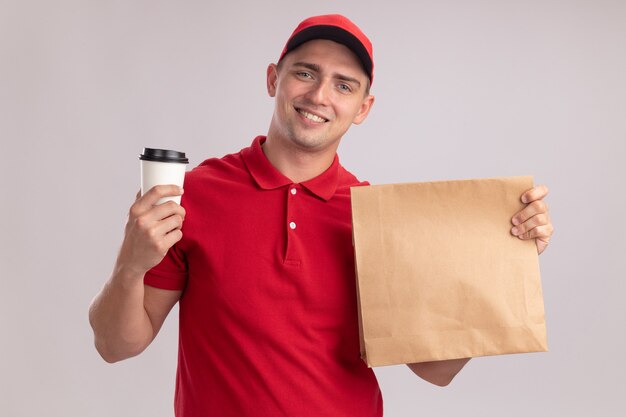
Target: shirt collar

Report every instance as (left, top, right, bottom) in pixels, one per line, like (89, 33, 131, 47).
(241, 136, 340, 201)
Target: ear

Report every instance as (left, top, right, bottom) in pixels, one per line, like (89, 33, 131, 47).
(352, 94, 375, 125)
(266, 63, 278, 97)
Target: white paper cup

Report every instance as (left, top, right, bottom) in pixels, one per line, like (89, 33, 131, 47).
(139, 148, 189, 205)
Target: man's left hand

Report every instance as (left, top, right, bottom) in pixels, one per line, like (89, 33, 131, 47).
(510, 184, 553, 255)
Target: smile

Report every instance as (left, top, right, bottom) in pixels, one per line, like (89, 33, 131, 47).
(296, 108, 328, 123)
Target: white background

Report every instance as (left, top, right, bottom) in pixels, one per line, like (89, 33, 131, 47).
(1, 0, 625, 416)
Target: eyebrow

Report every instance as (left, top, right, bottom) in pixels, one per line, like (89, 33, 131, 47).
(292, 61, 362, 88)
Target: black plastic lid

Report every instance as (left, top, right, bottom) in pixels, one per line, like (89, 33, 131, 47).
(139, 148, 189, 164)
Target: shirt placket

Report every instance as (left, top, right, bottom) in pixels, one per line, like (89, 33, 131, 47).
(284, 184, 301, 267)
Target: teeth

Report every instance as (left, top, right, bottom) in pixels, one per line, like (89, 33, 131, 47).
(298, 109, 326, 123)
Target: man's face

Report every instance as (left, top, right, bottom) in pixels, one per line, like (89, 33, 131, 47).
(266, 39, 374, 153)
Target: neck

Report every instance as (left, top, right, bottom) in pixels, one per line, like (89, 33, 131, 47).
(262, 135, 338, 183)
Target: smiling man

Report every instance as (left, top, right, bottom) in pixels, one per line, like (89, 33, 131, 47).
(89, 14, 553, 416)
(264, 19, 375, 183)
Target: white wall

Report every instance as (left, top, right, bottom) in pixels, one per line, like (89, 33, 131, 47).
(1, 1, 624, 416)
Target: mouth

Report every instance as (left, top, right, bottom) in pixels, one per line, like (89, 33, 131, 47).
(295, 107, 329, 124)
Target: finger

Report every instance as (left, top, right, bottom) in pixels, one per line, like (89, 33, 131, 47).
(132, 185, 184, 215)
(162, 228, 184, 250)
(511, 213, 549, 236)
(148, 200, 186, 222)
(143, 184, 184, 205)
(512, 200, 549, 226)
(154, 213, 185, 236)
(138, 185, 184, 210)
(130, 201, 186, 231)
(536, 236, 551, 255)
(517, 224, 553, 241)
(146, 228, 183, 261)
(521, 184, 549, 204)
(129, 210, 184, 254)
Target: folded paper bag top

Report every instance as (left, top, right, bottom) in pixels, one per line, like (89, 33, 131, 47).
(350, 176, 547, 367)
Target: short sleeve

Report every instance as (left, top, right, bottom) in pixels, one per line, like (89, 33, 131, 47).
(144, 243, 188, 291)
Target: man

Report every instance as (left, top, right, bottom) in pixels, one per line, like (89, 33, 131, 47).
(89, 14, 553, 416)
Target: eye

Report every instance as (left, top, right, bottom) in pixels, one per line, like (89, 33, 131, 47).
(296, 71, 313, 79)
(337, 83, 353, 93)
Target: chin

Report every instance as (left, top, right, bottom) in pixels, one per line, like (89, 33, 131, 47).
(291, 140, 324, 151)
(286, 130, 328, 150)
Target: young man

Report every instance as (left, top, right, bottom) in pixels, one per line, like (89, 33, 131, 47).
(89, 14, 553, 416)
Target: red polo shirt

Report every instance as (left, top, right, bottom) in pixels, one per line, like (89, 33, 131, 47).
(144, 136, 383, 417)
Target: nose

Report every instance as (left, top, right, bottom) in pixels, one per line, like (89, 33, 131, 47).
(304, 78, 332, 106)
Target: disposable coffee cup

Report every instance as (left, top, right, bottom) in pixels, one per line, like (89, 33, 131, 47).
(139, 148, 189, 205)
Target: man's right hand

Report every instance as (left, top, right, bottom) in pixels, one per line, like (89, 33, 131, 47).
(115, 185, 186, 277)
(89, 184, 185, 363)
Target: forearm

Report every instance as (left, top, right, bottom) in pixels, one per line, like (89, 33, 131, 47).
(407, 358, 470, 387)
(88, 266, 154, 363)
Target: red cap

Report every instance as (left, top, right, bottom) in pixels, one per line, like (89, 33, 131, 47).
(279, 14, 374, 85)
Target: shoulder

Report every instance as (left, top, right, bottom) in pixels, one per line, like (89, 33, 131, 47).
(179, 145, 253, 209)
(337, 164, 370, 190)
(183, 148, 247, 186)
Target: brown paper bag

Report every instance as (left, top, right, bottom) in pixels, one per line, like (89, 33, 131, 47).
(351, 176, 547, 367)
